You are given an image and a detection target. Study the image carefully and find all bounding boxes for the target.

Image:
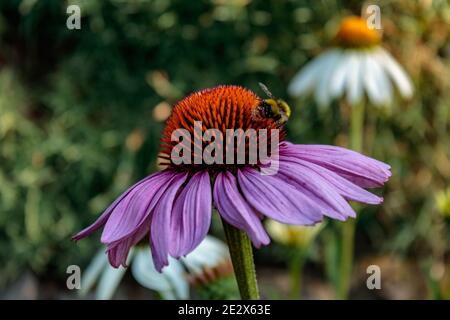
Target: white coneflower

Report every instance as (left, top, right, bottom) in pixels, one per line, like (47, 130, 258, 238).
(79, 236, 229, 300)
(288, 16, 413, 108)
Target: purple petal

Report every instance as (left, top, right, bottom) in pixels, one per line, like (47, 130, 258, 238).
(150, 173, 188, 272)
(213, 171, 270, 248)
(278, 162, 355, 220)
(169, 171, 212, 258)
(237, 168, 323, 225)
(106, 218, 151, 268)
(280, 142, 391, 188)
(280, 155, 383, 205)
(101, 170, 178, 244)
(72, 172, 165, 241)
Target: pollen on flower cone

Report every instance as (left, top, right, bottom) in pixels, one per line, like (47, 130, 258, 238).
(159, 85, 284, 170)
(334, 16, 381, 48)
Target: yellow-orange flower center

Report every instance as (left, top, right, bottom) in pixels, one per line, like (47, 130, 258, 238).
(334, 16, 381, 48)
(159, 85, 284, 172)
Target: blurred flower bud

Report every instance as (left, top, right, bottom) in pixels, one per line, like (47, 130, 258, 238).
(125, 129, 144, 152)
(266, 219, 324, 249)
(152, 101, 172, 122)
(436, 187, 450, 217)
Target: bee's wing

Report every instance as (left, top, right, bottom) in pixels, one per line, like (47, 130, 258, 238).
(258, 82, 275, 99)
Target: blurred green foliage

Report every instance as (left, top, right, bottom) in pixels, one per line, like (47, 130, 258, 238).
(0, 0, 449, 298)
(194, 275, 240, 300)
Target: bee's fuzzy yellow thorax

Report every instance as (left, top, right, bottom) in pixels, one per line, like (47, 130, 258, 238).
(264, 99, 291, 119)
(334, 16, 381, 48)
(277, 100, 291, 118)
(264, 99, 280, 114)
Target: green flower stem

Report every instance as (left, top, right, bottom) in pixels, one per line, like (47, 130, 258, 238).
(447, 263, 450, 299)
(350, 101, 365, 152)
(338, 219, 355, 299)
(289, 248, 306, 299)
(222, 219, 260, 300)
(338, 101, 365, 300)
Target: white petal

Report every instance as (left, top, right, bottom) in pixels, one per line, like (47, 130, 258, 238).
(373, 53, 393, 106)
(288, 49, 338, 97)
(362, 53, 385, 106)
(366, 51, 394, 106)
(376, 48, 413, 99)
(131, 248, 188, 299)
(346, 52, 364, 106)
(314, 49, 343, 108)
(162, 257, 190, 299)
(181, 235, 229, 274)
(329, 53, 353, 99)
(132, 249, 172, 292)
(96, 249, 133, 300)
(79, 249, 108, 297)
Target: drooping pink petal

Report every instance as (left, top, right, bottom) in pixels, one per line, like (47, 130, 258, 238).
(278, 162, 355, 220)
(213, 171, 270, 248)
(237, 168, 324, 225)
(101, 170, 177, 244)
(169, 171, 212, 258)
(106, 218, 151, 268)
(280, 142, 391, 188)
(72, 173, 162, 241)
(280, 155, 383, 205)
(150, 172, 188, 272)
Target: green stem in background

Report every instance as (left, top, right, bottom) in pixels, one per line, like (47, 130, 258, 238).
(337, 101, 365, 300)
(350, 101, 364, 152)
(222, 219, 260, 300)
(446, 262, 450, 300)
(289, 249, 306, 299)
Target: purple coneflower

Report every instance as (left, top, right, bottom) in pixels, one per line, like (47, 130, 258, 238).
(73, 85, 390, 273)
